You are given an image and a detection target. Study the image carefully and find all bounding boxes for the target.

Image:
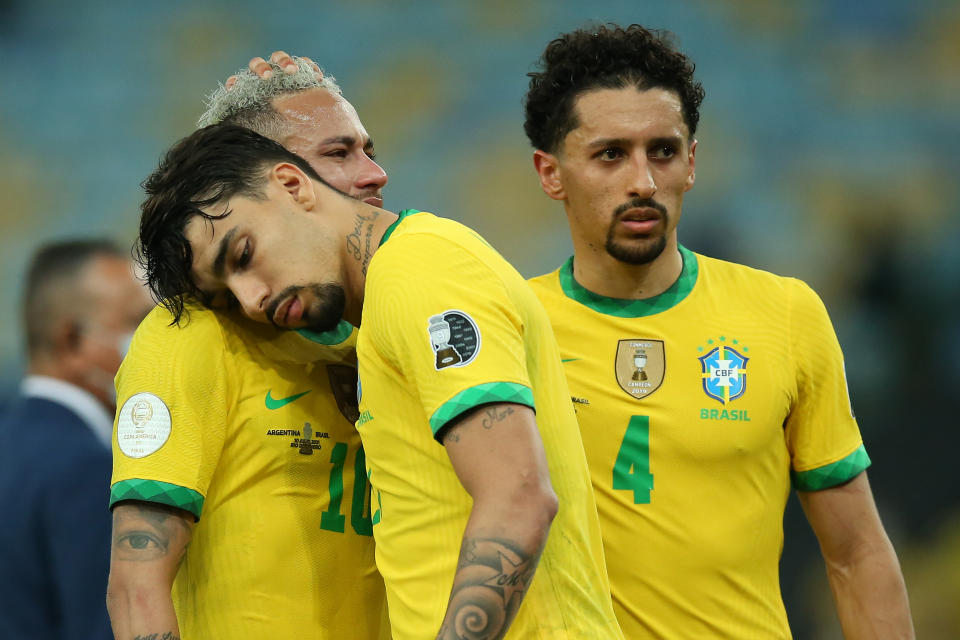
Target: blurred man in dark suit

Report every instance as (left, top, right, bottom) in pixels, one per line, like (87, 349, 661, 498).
(0, 239, 152, 640)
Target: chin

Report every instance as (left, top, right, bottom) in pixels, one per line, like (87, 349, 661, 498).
(606, 236, 667, 265)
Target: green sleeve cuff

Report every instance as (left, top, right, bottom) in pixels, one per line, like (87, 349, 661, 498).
(110, 478, 205, 520)
(429, 382, 535, 439)
(792, 444, 871, 491)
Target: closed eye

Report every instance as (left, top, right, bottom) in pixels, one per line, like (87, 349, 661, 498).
(235, 238, 252, 269)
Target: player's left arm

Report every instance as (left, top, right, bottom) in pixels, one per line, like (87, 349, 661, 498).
(434, 402, 558, 640)
(798, 471, 914, 639)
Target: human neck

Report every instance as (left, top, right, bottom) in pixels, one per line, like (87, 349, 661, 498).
(570, 235, 683, 300)
(340, 202, 399, 326)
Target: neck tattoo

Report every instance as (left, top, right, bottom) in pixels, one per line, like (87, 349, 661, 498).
(346, 210, 381, 275)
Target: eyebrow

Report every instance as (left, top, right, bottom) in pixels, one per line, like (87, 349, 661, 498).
(211, 226, 238, 280)
(587, 135, 684, 149)
(587, 137, 634, 150)
(318, 135, 357, 148)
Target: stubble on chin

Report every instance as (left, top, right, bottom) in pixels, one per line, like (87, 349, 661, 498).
(605, 232, 667, 265)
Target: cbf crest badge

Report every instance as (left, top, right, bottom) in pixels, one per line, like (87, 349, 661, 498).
(698, 342, 749, 404)
(615, 339, 665, 399)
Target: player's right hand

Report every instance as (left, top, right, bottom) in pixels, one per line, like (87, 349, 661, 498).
(224, 51, 323, 90)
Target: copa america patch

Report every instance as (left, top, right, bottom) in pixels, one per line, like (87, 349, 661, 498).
(427, 310, 481, 370)
(116, 392, 172, 458)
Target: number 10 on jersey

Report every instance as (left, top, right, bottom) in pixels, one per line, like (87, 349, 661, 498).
(613, 415, 654, 504)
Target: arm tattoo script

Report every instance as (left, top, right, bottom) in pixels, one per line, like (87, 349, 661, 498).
(345, 210, 381, 275)
(112, 502, 192, 563)
(436, 537, 540, 640)
(445, 405, 517, 444)
(133, 633, 180, 640)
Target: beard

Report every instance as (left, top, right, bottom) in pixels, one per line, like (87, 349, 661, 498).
(604, 197, 669, 265)
(267, 282, 346, 332)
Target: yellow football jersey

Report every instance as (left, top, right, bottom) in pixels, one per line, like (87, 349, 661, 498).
(110, 306, 388, 639)
(528, 246, 869, 639)
(356, 210, 623, 639)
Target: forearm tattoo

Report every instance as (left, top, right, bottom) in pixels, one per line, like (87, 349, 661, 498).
(345, 210, 381, 275)
(112, 502, 192, 563)
(436, 537, 540, 640)
(133, 633, 180, 640)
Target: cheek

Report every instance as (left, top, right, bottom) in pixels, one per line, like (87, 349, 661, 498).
(306, 157, 351, 192)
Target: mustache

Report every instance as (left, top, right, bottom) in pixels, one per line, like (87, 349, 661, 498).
(265, 284, 304, 328)
(613, 197, 668, 219)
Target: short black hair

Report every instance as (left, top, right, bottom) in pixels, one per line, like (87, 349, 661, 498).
(136, 123, 325, 324)
(22, 239, 124, 356)
(524, 23, 705, 153)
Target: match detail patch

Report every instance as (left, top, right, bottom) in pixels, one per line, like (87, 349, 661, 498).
(117, 392, 172, 458)
(428, 310, 481, 370)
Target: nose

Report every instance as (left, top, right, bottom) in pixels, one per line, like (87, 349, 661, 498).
(629, 157, 657, 200)
(232, 276, 270, 321)
(355, 153, 388, 192)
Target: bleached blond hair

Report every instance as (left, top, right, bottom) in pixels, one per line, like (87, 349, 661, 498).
(197, 56, 342, 141)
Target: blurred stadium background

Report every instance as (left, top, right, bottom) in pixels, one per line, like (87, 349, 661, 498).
(0, 0, 957, 636)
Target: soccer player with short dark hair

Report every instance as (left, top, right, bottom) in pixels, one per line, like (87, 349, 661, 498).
(524, 23, 914, 638)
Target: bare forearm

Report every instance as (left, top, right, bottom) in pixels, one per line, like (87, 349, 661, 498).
(106, 581, 180, 640)
(436, 504, 553, 640)
(825, 539, 914, 640)
(107, 501, 192, 640)
(437, 403, 558, 639)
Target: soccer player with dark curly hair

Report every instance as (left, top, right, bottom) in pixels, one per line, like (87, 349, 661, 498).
(524, 23, 914, 638)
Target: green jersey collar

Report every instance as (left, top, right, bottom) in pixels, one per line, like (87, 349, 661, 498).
(558, 245, 699, 317)
(380, 209, 422, 246)
(296, 319, 354, 345)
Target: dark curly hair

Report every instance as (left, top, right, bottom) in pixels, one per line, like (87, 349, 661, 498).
(524, 23, 705, 153)
(136, 123, 324, 324)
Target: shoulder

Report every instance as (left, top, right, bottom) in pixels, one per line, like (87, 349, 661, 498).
(1, 398, 108, 470)
(133, 304, 230, 349)
(527, 268, 562, 294)
(696, 252, 815, 302)
(369, 212, 503, 287)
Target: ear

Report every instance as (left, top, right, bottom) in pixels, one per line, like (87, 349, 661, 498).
(46, 319, 85, 374)
(271, 162, 319, 210)
(684, 139, 697, 192)
(533, 150, 566, 201)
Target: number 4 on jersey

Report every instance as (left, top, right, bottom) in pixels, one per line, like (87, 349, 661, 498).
(613, 415, 654, 504)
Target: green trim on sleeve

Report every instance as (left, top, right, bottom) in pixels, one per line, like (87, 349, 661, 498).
(296, 320, 354, 345)
(110, 478, 205, 520)
(558, 245, 698, 317)
(429, 382, 535, 438)
(791, 445, 871, 491)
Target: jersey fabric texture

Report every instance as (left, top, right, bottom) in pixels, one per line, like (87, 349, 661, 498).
(356, 210, 623, 639)
(528, 246, 869, 639)
(110, 306, 388, 639)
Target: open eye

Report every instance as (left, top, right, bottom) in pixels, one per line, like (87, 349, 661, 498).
(596, 147, 625, 161)
(651, 144, 677, 160)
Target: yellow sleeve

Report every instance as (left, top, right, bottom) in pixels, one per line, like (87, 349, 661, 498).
(784, 280, 870, 490)
(363, 232, 534, 439)
(110, 307, 231, 519)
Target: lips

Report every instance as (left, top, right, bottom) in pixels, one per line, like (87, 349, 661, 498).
(273, 295, 303, 328)
(363, 195, 383, 208)
(618, 208, 662, 233)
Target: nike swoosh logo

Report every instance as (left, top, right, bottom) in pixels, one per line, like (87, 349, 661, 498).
(265, 389, 312, 410)
(561, 358, 580, 363)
